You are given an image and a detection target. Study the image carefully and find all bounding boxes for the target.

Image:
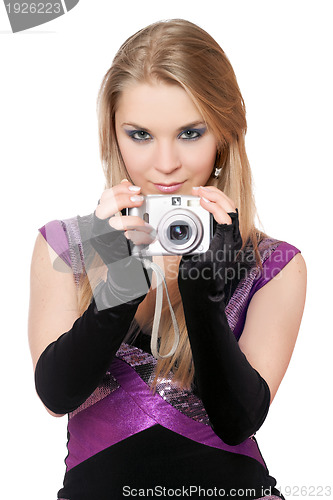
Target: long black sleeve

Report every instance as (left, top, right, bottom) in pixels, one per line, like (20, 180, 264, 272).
(178, 211, 270, 446)
(34, 283, 145, 415)
(181, 293, 270, 445)
(35, 213, 152, 414)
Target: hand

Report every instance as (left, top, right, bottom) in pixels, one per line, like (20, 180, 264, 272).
(176, 193, 270, 445)
(178, 186, 242, 302)
(95, 178, 154, 248)
(90, 180, 154, 309)
(191, 185, 237, 224)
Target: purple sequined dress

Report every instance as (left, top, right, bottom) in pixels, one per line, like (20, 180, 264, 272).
(39, 214, 300, 500)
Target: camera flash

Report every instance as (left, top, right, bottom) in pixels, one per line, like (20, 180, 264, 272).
(187, 199, 200, 207)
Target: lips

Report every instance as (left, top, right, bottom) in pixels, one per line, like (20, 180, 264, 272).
(153, 182, 184, 193)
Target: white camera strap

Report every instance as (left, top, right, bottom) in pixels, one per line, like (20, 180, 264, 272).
(140, 258, 180, 360)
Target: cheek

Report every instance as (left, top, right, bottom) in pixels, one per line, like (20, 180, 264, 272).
(182, 140, 217, 173)
(118, 138, 149, 176)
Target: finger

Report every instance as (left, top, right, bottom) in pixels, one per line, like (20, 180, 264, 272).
(192, 185, 236, 208)
(96, 183, 143, 219)
(196, 194, 232, 225)
(100, 181, 141, 202)
(193, 186, 236, 213)
(124, 229, 156, 246)
(199, 197, 232, 225)
(194, 184, 235, 201)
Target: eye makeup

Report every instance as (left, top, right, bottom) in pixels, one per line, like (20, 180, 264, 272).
(124, 129, 152, 142)
(178, 127, 207, 140)
(123, 126, 207, 142)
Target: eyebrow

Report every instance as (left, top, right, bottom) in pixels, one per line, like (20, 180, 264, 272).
(121, 121, 207, 134)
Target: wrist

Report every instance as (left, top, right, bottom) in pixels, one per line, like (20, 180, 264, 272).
(92, 273, 148, 312)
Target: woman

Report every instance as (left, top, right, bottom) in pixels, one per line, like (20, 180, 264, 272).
(28, 19, 306, 499)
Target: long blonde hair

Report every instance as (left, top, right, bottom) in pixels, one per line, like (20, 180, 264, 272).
(78, 19, 268, 389)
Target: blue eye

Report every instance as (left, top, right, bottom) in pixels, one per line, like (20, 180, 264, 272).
(178, 128, 206, 140)
(126, 130, 152, 142)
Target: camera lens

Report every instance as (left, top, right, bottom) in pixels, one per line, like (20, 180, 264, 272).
(158, 210, 203, 254)
(170, 224, 189, 241)
(167, 222, 192, 245)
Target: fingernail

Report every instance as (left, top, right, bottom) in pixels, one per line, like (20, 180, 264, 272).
(130, 195, 144, 202)
(121, 178, 128, 183)
(201, 196, 210, 203)
(201, 186, 211, 191)
(192, 186, 200, 191)
(128, 185, 141, 192)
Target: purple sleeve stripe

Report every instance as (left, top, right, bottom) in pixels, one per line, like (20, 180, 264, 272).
(38, 220, 72, 267)
(251, 241, 301, 297)
(233, 241, 301, 340)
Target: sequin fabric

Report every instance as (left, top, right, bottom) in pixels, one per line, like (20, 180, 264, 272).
(255, 497, 282, 500)
(62, 214, 282, 330)
(225, 238, 281, 332)
(58, 493, 281, 499)
(116, 343, 210, 425)
(62, 227, 282, 424)
(69, 371, 120, 419)
(60, 217, 85, 288)
(113, 238, 283, 426)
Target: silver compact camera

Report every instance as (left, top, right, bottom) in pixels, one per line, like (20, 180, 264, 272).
(127, 194, 214, 256)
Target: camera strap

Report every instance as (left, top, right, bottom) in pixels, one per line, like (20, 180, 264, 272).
(139, 258, 180, 360)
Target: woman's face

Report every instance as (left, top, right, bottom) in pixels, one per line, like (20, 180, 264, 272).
(115, 81, 218, 195)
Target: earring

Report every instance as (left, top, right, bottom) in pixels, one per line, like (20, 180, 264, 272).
(213, 167, 222, 179)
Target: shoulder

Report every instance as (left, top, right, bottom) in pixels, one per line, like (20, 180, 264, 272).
(38, 218, 71, 267)
(37, 213, 93, 285)
(253, 238, 306, 302)
(224, 236, 305, 339)
(238, 244, 306, 402)
(253, 237, 305, 293)
(255, 237, 307, 304)
(247, 237, 307, 343)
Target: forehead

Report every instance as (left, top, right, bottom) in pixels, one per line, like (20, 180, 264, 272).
(115, 81, 204, 128)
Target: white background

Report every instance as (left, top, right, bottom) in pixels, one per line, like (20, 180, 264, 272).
(1, 1, 332, 499)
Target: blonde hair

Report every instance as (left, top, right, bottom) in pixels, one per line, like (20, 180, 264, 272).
(79, 19, 268, 389)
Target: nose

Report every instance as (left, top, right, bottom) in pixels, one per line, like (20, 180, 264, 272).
(153, 139, 181, 175)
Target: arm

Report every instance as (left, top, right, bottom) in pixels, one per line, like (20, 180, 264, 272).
(238, 252, 307, 404)
(28, 233, 81, 417)
(29, 181, 153, 416)
(182, 253, 306, 445)
(178, 186, 306, 445)
(29, 230, 147, 416)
